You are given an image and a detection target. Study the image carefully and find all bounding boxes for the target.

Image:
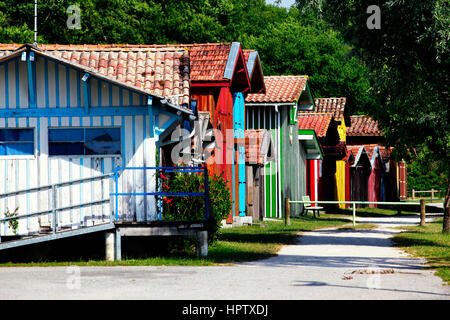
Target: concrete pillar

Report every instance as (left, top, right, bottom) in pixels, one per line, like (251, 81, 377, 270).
(196, 231, 208, 258)
(105, 231, 115, 261)
(105, 229, 122, 261)
(115, 228, 122, 261)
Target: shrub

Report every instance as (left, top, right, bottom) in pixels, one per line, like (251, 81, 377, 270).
(158, 167, 231, 244)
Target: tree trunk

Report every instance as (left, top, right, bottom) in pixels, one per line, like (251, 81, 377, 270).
(443, 179, 450, 234)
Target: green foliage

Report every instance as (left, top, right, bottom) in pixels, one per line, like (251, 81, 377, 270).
(242, 9, 374, 114)
(159, 168, 232, 243)
(0, 0, 373, 115)
(4, 207, 19, 235)
(407, 149, 449, 197)
(297, 0, 449, 163)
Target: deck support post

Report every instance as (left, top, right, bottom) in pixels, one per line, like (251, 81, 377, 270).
(196, 230, 208, 258)
(105, 231, 115, 261)
(105, 228, 121, 261)
(115, 228, 122, 261)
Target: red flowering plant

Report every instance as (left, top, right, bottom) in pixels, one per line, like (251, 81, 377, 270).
(157, 165, 231, 243)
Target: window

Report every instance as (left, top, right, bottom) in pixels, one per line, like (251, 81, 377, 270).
(0, 128, 34, 156)
(48, 127, 121, 156)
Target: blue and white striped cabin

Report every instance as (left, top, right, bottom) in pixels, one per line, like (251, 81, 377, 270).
(0, 45, 191, 236)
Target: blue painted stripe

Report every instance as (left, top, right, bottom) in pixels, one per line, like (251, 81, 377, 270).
(15, 59, 20, 108)
(98, 79, 102, 107)
(0, 107, 158, 118)
(27, 53, 36, 108)
(26, 158, 30, 230)
(55, 62, 60, 108)
(66, 66, 71, 108)
(44, 58, 49, 108)
(3, 159, 7, 235)
(132, 115, 136, 215)
(76, 70, 81, 108)
(121, 116, 125, 167)
(108, 83, 113, 107)
(37, 117, 40, 155)
(26, 117, 30, 230)
(79, 158, 84, 224)
(4, 63, 9, 108)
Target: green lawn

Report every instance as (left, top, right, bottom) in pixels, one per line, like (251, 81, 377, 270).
(391, 218, 450, 285)
(0, 215, 349, 267)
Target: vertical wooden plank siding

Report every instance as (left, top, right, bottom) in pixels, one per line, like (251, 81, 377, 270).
(0, 54, 165, 236)
(336, 160, 346, 209)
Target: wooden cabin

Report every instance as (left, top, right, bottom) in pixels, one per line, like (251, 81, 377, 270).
(301, 98, 350, 209)
(245, 76, 317, 218)
(0, 44, 192, 236)
(182, 42, 261, 224)
(244, 129, 274, 221)
(347, 115, 407, 200)
(298, 112, 343, 208)
(347, 146, 372, 206)
(378, 146, 399, 202)
(364, 144, 384, 207)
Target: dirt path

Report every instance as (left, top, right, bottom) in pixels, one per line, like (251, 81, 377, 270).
(0, 215, 448, 300)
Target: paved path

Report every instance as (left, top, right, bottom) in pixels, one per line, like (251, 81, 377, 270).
(0, 214, 449, 300)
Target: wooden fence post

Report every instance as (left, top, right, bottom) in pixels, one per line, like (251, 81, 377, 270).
(285, 198, 291, 226)
(431, 189, 435, 199)
(420, 199, 426, 226)
(412, 189, 415, 200)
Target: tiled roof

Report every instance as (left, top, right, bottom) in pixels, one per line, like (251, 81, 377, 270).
(312, 97, 347, 122)
(297, 113, 333, 138)
(362, 144, 378, 159)
(360, 144, 392, 161)
(346, 145, 372, 167)
(378, 146, 393, 160)
(0, 43, 191, 105)
(245, 75, 308, 103)
(188, 43, 232, 82)
(347, 146, 363, 156)
(347, 115, 383, 136)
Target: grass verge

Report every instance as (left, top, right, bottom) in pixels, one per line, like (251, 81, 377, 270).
(391, 218, 450, 285)
(0, 215, 349, 267)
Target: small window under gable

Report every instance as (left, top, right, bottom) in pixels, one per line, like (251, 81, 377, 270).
(0, 128, 35, 156)
(49, 127, 121, 156)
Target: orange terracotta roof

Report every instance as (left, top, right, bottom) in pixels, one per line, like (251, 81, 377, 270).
(347, 145, 363, 155)
(347, 115, 383, 136)
(312, 97, 347, 122)
(378, 146, 393, 160)
(297, 113, 333, 138)
(0, 42, 249, 105)
(359, 144, 393, 160)
(245, 75, 308, 103)
(362, 144, 378, 159)
(0, 43, 190, 105)
(188, 43, 232, 82)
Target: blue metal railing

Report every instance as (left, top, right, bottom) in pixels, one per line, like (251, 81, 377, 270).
(110, 165, 210, 222)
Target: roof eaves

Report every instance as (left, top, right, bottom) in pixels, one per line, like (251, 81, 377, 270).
(223, 42, 240, 80)
(26, 45, 192, 115)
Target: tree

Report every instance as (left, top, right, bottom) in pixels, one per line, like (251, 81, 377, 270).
(241, 9, 374, 114)
(297, 0, 450, 232)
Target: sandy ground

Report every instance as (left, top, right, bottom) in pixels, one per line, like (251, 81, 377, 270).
(0, 213, 448, 300)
